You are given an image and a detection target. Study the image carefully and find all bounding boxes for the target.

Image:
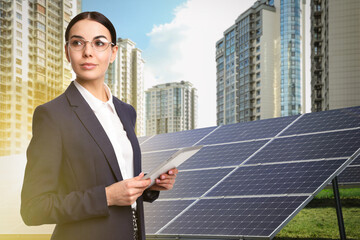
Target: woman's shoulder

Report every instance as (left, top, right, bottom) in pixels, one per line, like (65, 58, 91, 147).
(112, 96, 136, 113)
(33, 92, 68, 117)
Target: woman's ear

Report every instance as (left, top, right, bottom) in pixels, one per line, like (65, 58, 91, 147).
(65, 44, 71, 63)
(110, 45, 118, 63)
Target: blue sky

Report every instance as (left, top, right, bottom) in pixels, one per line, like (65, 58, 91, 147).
(82, 0, 187, 50)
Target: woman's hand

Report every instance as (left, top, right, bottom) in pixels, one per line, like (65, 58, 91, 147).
(148, 168, 178, 191)
(105, 172, 151, 206)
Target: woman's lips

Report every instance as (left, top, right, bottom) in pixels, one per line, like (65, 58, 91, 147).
(80, 63, 97, 70)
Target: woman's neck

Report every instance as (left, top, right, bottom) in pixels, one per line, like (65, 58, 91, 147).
(75, 78, 108, 102)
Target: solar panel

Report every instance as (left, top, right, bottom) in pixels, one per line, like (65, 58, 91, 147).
(144, 200, 194, 234)
(198, 116, 298, 145)
(140, 126, 216, 152)
(138, 135, 153, 145)
(247, 129, 360, 164)
(179, 140, 268, 170)
(158, 196, 308, 238)
(158, 168, 234, 199)
(280, 106, 360, 136)
(338, 166, 360, 185)
(206, 159, 347, 197)
(349, 154, 360, 166)
(143, 106, 360, 239)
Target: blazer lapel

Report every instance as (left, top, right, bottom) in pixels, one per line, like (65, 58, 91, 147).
(65, 82, 123, 182)
(113, 98, 142, 176)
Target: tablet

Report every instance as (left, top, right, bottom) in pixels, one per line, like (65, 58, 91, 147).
(143, 145, 203, 187)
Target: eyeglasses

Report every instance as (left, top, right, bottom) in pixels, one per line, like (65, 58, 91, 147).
(67, 38, 115, 52)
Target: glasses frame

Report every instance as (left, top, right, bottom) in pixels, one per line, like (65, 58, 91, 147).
(66, 38, 115, 52)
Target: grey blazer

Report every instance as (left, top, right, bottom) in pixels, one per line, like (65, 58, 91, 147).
(21, 81, 158, 240)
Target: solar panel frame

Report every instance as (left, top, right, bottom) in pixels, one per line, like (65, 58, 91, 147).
(338, 165, 360, 185)
(179, 140, 269, 170)
(158, 168, 235, 199)
(246, 129, 360, 165)
(197, 115, 299, 145)
(205, 159, 348, 197)
(280, 106, 360, 136)
(142, 107, 360, 239)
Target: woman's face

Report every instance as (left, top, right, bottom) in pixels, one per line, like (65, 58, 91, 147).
(65, 19, 118, 83)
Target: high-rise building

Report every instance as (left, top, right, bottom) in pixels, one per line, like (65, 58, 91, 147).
(106, 38, 145, 136)
(216, 0, 306, 125)
(311, 0, 360, 112)
(0, 0, 80, 156)
(145, 81, 197, 135)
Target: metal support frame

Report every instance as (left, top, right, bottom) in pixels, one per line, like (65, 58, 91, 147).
(332, 176, 346, 240)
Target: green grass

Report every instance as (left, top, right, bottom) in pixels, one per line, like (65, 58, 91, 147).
(314, 187, 360, 200)
(275, 188, 360, 240)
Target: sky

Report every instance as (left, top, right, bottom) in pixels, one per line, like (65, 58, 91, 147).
(83, 0, 311, 128)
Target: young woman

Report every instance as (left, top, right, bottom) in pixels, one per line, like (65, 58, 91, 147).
(21, 11, 177, 240)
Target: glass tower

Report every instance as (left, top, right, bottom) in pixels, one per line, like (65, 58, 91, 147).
(280, 0, 302, 116)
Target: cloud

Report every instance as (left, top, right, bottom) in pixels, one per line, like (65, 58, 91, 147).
(143, 0, 255, 128)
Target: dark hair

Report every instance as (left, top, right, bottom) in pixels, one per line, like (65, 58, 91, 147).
(65, 11, 117, 45)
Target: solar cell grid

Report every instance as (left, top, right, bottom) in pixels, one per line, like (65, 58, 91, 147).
(281, 106, 360, 136)
(198, 115, 298, 145)
(140, 127, 216, 152)
(247, 129, 360, 164)
(158, 168, 234, 199)
(179, 140, 268, 170)
(159, 196, 308, 237)
(141, 150, 178, 173)
(350, 155, 360, 166)
(338, 166, 360, 184)
(144, 200, 194, 234)
(206, 159, 347, 197)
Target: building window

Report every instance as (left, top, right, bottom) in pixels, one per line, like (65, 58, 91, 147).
(256, 72, 261, 78)
(16, 31, 22, 38)
(16, 40, 22, 48)
(256, 107, 260, 113)
(16, 49, 22, 56)
(16, 58, 22, 65)
(16, 21, 22, 29)
(16, 67, 22, 75)
(256, 37, 260, 44)
(16, 12, 22, 20)
(256, 90, 260, 96)
(256, 55, 260, 61)
(256, 81, 260, 87)
(256, 98, 260, 104)
(256, 63, 260, 70)
(16, 3, 22, 11)
(256, 46, 260, 52)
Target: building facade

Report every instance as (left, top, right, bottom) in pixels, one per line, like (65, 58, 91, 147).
(145, 81, 197, 135)
(0, 0, 79, 156)
(311, 0, 360, 112)
(106, 38, 145, 136)
(216, 0, 306, 125)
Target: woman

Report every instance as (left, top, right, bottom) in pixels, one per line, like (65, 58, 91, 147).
(21, 11, 177, 240)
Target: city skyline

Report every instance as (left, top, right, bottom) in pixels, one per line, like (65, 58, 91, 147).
(82, 0, 314, 128)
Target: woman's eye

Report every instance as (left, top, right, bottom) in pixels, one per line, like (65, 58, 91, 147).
(94, 40, 105, 46)
(71, 40, 83, 46)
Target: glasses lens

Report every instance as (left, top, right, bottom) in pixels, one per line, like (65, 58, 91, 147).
(93, 39, 109, 51)
(69, 39, 84, 51)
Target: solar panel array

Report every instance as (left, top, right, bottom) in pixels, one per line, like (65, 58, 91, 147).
(140, 106, 360, 239)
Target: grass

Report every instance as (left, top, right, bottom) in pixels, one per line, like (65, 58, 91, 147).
(275, 187, 360, 240)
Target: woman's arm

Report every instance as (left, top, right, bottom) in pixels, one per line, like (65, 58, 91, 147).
(21, 106, 109, 225)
